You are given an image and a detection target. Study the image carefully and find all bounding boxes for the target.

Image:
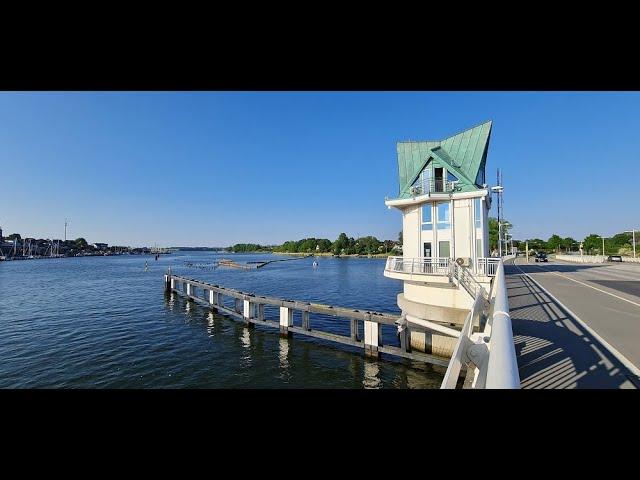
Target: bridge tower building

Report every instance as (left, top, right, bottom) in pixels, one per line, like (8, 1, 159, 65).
(384, 121, 494, 357)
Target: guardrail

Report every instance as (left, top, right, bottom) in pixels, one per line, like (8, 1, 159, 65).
(555, 254, 606, 263)
(441, 259, 520, 389)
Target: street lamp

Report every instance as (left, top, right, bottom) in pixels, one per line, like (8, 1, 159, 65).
(491, 185, 504, 256)
(595, 235, 607, 256)
(501, 222, 512, 257)
(624, 230, 637, 259)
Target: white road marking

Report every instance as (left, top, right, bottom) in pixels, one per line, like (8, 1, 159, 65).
(512, 262, 640, 378)
(530, 263, 640, 308)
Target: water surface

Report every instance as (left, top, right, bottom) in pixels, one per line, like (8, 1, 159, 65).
(0, 252, 444, 388)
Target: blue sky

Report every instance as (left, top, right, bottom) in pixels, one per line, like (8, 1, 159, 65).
(1, 92, 639, 246)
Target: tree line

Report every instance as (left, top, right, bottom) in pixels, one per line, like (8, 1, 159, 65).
(229, 233, 401, 256)
(488, 218, 637, 256)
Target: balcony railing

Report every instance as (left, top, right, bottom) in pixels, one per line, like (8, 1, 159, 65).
(408, 178, 456, 196)
(385, 256, 452, 276)
(476, 257, 500, 276)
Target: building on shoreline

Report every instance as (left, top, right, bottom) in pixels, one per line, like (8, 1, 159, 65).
(384, 121, 495, 356)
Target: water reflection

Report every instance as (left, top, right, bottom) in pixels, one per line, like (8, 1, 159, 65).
(206, 312, 216, 337)
(241, 327, 251, 349)
(363, 360, 381, 389)
(278, 337, 290, 379)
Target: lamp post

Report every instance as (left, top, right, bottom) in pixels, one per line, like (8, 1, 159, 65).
(595, 235, 607, 256)
(491, 185, 504, 257)
(624, 230, 637, 259)
(501, 222, 512, 256)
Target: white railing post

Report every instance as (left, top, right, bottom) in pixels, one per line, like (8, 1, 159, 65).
(364, 315, 380, 358)
(279, 306, 293, 337)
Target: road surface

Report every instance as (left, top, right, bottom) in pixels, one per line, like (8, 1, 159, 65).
(505, 257, 640, 389)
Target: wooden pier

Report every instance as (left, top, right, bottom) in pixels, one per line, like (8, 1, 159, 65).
(217, 255, 313, 270)
(164, 269, 450, 367)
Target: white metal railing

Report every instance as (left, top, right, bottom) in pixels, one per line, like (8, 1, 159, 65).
(476, 257, 500, 276)
(408, 178, 456, 196)
(385, 256, 452, 276)
(441, 259, 520, 389)
(451, 261, 487, 301)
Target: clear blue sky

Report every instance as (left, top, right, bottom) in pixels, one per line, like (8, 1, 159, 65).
(1, 92, 639, 246)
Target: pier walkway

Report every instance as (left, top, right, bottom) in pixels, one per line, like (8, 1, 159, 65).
(505, 258, 640, 389)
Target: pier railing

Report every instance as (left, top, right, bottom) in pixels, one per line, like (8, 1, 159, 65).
(441, 259, 520, 389)
(164, 270, 451, 367)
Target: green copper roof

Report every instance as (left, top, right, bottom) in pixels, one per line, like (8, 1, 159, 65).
(395, 120, 492, 198)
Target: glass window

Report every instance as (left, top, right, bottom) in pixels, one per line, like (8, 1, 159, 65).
(474, 198, 482, 228)
(439, 241, 450, 258)
(422, 204, 432, 227)
(476, 238, 483, 258)
(447, 171, 458, 182)
(437, 202, 450, 230)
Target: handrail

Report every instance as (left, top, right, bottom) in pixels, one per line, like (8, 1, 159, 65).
(450, 261, 487, 301)
(485, 261, 520, 388)
(441, 259, 520, 389)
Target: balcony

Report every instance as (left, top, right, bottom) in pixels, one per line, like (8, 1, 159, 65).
(384, 256, 501, 280)
(385, 256, 452, 276)
(408, 178, 456, 196)
(384, 256, 454, 284)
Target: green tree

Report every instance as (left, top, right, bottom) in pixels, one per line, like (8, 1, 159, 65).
(75, 237, 88, 249)
(561, 237, 577, 252)
(526, 238, 547, 252)
(332, 233, 349, 255)
(582, 234, 602, 255)
(547, 234, 563, 253)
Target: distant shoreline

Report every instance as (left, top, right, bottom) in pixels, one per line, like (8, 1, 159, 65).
(272, 251, 391, 259)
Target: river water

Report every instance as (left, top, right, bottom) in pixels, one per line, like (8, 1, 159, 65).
(0, 252, 444, 388)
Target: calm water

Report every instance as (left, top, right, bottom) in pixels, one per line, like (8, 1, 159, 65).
(0, 252, 444, 388)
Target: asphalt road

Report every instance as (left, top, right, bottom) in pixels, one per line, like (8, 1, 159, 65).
(507, 257, 640, 387)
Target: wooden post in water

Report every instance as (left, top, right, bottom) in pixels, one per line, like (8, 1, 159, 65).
(279, 306, 293, 338)
(186, 282, 193, 299)
(350, 319, 359, 341)
(302, 310, 310, 331)
(209, 289, 219, 311)
(165, 268, 172, 292)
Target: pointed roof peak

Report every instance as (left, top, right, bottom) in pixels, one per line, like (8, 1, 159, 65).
(442, 119, 492, 142)
(395, 120, 493, 197)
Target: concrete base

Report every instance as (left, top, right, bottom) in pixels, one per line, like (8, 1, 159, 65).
(279, 326, 292, 338)
(364, 346, 379, 358)
(410, 331, 457, 358)
(398, 293, 469, 326)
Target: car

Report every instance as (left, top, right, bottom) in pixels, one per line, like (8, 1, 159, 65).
(534, 252, 548, 262)
(608, 255, 623, 262)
